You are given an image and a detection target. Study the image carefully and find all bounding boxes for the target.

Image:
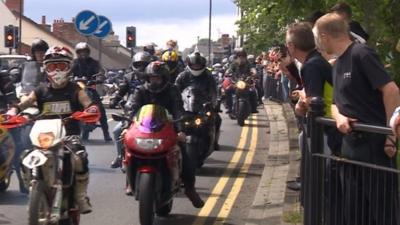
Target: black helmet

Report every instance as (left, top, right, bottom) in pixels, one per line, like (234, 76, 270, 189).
(143, 43, 156, 55)
(144, 61, 169, 93)
(186, 52, 206, 76)
(31, 39, 49, 58)
(132, 51, 151, 72)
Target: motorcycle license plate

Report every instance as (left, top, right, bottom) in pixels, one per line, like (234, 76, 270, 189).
(22, 150, 48, 169)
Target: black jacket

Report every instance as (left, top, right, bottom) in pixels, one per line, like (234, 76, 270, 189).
(71, 57, 101, 80)
(0, 72, 18, 113)
(114, 71, 143, 103)
(175, 69, 217, 108)
(126, 83, 185, 122)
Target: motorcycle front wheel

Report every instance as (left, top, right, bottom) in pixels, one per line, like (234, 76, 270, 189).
(139, 173, 156, 225)
(28, 181, 51, 225)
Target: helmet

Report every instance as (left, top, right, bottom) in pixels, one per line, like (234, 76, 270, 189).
(161, 50, 178, 62)
(213, 63, 222, 69)
(161, 50, 179, 71)
(75, 42, 90, 53)
(143, 43, 156, 55)
(144, 61, 169, 93)
(234, 48, 247, 58)
(43, 46, 73, 88)
(221, 58, 229, 65)
(247, 54, 255, 64)
(186, 52, 206, 76)
(132, 51, 151, 72)
(31, 39, 49, 55)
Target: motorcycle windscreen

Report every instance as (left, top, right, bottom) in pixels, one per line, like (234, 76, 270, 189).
(181, 87, 206, 113)
(21, 61, 43, 95)
(134, 104, 169, 133)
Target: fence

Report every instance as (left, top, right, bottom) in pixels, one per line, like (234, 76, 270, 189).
(302, 97, 400, 225)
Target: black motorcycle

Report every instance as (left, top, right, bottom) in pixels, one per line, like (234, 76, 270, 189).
(181, 87, 216, 168)
(232, 77, 253, 126)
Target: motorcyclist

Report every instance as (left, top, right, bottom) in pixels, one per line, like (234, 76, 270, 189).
(7, 46, 99, 214)
(175, 52, 222, 150)
(143, 43, 159, 61)
(124, 61, 205, 208)
(71, 42, 112, 142)
(109, 51, 151, 168)
(225, 49, 259, 114)
(161, 49, 184, 83)
(8, 39, 50, 194)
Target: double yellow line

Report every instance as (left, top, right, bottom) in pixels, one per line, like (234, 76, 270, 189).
(193, 115, 258, 225)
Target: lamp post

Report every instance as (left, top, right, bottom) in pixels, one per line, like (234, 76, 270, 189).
(208, 0, 212, 65)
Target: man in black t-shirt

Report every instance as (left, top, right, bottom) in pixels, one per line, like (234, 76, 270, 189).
(315, 13, 400, 225)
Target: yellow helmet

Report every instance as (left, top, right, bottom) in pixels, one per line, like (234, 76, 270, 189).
(161, 50, 178, 62)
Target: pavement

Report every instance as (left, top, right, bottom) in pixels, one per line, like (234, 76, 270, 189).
(245, 100, 300, 225)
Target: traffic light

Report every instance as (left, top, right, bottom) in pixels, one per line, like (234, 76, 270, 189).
(4, 25, 15, 48)
(126, 26, 136, 48)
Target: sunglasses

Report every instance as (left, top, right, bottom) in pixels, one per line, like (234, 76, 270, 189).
(45, 62, 70, 72)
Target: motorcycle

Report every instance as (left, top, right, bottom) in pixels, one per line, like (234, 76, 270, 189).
(222, 75, 252, 126)
(181, 87, 216, 168)
(0, 116, 15, 192)
(0, 111, 98, 225)
(112, 104, 182, 225)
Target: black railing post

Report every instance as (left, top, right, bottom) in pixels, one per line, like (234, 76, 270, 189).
(308, 97, 325, 225)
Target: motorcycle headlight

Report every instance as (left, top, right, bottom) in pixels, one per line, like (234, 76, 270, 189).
(194, 118, 202, 126)
(135, 138, 163, 150)
(38, 132, 55, 149)
(236, 81, 246, 90)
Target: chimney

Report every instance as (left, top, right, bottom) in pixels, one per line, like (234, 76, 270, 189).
(41, 16, 46, 25)
(5, 0, 24, 14)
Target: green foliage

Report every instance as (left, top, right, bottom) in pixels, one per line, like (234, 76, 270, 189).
(235, 0, 400, 82)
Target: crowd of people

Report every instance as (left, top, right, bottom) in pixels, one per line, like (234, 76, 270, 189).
(247, 2, 399, 224)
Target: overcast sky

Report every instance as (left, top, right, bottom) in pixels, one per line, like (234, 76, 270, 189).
(24, 0, 238, 49)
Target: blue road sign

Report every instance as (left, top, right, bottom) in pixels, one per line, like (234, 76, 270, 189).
(74, 10, 99, 36)
(93, 15, 112, 39)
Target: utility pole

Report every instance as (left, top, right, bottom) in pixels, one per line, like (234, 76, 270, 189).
(18, 0, 23, 54)
(208, 0, 212, 65)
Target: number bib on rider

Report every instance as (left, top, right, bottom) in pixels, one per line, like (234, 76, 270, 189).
(43, 101, 72, 115)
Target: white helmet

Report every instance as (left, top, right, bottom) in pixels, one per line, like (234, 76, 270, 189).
(75, 42, 90, 53)
(43, 46, 73, 88)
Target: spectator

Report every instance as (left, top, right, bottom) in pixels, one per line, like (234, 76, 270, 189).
(330, 2, 370, 43)
(315, 12, 400, 224)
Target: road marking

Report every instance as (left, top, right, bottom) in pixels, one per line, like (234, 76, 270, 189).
(213, 115, 258, 225)
(192, 118, 251, 225)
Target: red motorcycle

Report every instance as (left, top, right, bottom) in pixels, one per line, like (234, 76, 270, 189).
(112, 104, 182, 225)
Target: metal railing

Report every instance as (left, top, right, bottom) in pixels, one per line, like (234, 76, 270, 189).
(302, 97, 400, 225)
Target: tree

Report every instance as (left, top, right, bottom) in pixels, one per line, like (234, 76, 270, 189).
(235, 0, 400, 82)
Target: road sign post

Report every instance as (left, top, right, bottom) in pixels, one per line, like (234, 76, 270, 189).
(75, 11, 112, 64)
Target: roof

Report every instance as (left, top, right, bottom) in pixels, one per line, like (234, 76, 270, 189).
(12, 11, 74, 48)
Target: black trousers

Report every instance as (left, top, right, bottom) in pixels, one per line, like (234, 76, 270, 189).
(82, 88, 110, 139)
(341, 132, 399, 225)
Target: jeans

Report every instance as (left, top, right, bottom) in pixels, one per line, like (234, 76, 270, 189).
(281, 75, 289, 102)
(9, 124, 32, 192)
(113, 122, 124, 158)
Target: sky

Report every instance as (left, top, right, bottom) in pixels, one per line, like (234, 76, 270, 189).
(24, 0, 239, 49)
